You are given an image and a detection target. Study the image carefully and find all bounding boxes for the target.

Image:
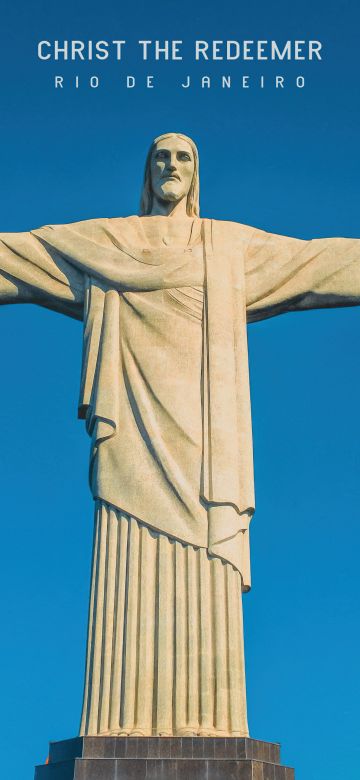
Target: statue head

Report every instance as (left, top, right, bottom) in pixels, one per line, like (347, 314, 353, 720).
(140, 132, 200, 216)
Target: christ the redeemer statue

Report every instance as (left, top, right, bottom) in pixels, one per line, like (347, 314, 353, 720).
(0, 133, 359, 738)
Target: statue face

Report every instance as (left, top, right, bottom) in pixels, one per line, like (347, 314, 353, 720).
(150, 137, 195, 205)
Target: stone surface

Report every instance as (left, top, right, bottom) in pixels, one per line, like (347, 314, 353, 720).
(34, 737, 295, 779)
(2, 133, 360, 739)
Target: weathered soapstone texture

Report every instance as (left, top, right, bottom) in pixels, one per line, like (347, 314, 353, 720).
(1, 133, 359, 737)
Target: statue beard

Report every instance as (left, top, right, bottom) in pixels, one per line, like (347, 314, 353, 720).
(159, 183, 184, 203)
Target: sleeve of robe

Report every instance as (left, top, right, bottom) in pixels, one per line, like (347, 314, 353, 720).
(244, 225, 360, 322)
(0, 226, 85, 319)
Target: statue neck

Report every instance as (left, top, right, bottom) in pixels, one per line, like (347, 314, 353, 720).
(149, 196, 190, 219)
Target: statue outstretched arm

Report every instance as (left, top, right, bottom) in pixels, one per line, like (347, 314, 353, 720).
(244, 225, 360, 322)
(0, 226, 85, 319)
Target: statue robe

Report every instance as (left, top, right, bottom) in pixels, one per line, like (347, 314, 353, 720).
(2, 215, 359, 576)
(1, 215, 359, 735)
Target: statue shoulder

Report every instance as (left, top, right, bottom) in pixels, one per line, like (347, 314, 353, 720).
(43, 215, 139, 243)
(208, 218, 255, 251)
(38, 216, 110, 237)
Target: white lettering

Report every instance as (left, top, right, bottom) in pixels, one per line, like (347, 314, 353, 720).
(112, 40, 126, 60)
(294, 41, 305, 60)
(172, 41, 183, 60)
(271, 41, 291, 60)
(54, 41, 68, 60)
(213, 41, 223, 60)
(196, 41, 208, 60)
(243, 41, 254, 60)
(95, 41, 109, 59)
(227, 41, 240, 60)
(257, 41, 268, 60)
(138, 41, 151, 60)
(38, 41, 51, 60)
(71, 41, 85, 60)
(155, 41, 170, 59)
(309, 40, 322, 60)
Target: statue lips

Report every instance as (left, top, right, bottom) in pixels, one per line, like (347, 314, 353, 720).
(162, 173, 181, 181)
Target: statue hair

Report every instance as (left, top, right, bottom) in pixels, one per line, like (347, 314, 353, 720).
(139, 133, 200, 217)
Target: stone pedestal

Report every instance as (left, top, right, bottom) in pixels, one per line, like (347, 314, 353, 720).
(34, 736, 295, 779)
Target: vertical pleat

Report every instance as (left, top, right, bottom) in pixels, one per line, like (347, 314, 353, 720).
(213, 558, 229, 734)
(174, 543, 187, 733)
(227, 564, 248, 735)
(120, 518, 140, 730)
(135, 525, 157, 733)
(199, 547, 214, 733)
(80, 502, 249, 738)
(86, 503, 108, 734)
(156, 536, 175, 734)
(98, 507, 118, 732)
(109, 515, 128, 732)
(187, 546, 200, 732)
(79, 503, 101, 735)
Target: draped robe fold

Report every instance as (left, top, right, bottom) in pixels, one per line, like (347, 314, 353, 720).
(74, 217, 254, 582)
(0, 214, 359, 736)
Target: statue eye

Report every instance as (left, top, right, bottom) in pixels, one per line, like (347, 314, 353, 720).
(178, 152, 191, 161)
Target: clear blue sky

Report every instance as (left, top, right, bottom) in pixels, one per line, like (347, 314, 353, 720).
(0, 1, 359, 778)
